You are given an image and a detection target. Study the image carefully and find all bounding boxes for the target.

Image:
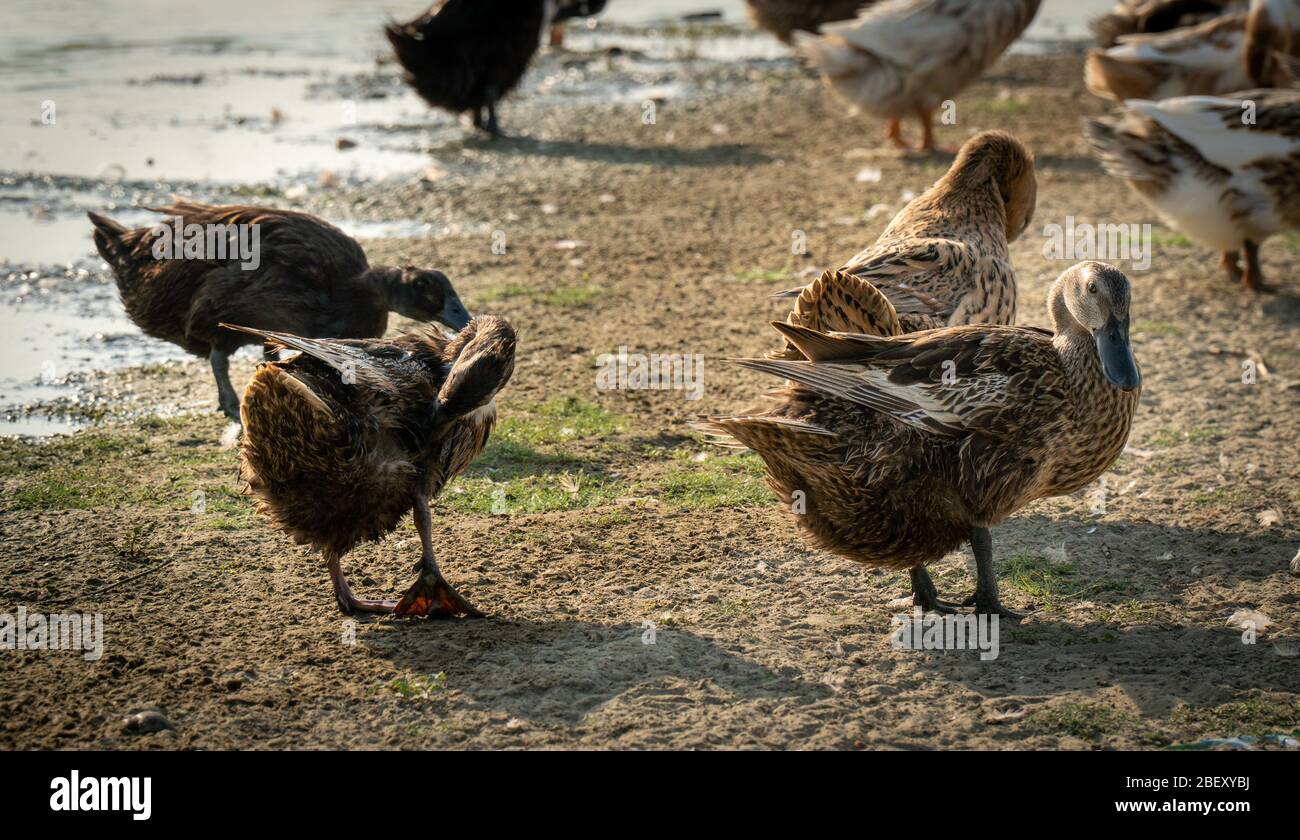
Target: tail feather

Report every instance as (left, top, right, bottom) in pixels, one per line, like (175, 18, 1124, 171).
(87, 211, 130, 272)
(793, 30, 867, 78)
(1082, 115, 1165, 184)
(239, 364, 339, 483)
(770, 268, 902, 360)
(692, 415, 834, 452)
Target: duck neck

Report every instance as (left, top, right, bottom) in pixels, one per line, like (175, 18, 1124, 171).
(361, 265, 405, 308)
(1048, 281, 1104, 401)
(929, 172, 1009, 248)
(1046, 283, 1138, 492)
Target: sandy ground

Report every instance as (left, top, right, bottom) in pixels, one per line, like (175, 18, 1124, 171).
(2, 51, 1299, 750)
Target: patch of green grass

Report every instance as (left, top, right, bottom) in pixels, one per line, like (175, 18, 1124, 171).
(1170, 698, 1300, 738)
(1026, 702, 1133, 740)
(10, 468, 121, 510)
(496, 396, 625, 447)
(441, 470, 620, 515)
(1004, 553, 1078, 599)
(1099, 600, 1158, 625)
(112, 522, 158, 562)
(389, 672, 448, 699)
(1150, 228, 1193, 248)
(478, 282, 603, 308)
(1148, 426, 1219, 448)
(1132, 320, 1182, 337)
(652, 451, 770, 510)
(594, 509, 633, 528)
(535, 285, 603, 307)
(1280, 232, 1300, 252)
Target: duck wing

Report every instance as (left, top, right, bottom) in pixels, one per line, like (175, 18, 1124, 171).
(842, 237, 1014, 326)
(736, 321, 1065, 439)
(219, 324, 413, 397)
(1128, 90, 1300, 168)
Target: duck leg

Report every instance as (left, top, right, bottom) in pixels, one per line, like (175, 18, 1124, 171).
(970, 527, 1025, 622)
(885, 118, 909, 150)
(1220, 250, 1242, 285)
(394, 494, 484, 618)
(483, 98, 502, 139)
(209, 348, 241, 422)
(1241, 239, 1273, 292)
(918, 108, 936, 152)
(326, 550, 397, 615)
(909, 566, 962, 615)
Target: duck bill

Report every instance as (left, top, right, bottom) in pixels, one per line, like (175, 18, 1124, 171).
(1095, 314, 1140, 391)
(438, 298, 472, 332)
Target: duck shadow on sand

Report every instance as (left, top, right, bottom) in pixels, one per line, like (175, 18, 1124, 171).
(464, 134, 774, 167)
(909, 514, 1300, 719)
(363, 616, 829, 724)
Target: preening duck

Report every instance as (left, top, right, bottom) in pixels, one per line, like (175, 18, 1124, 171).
(88, 201, 469, 421)
(702, 262, 1141, 619)
(385, 0, 605, 137)
(231, 316, 516, 617)
(794, 0, 1042, 151)
(746, 0, 876, 44)
(771, 130, 1036, 360)
(1085, 88, 1300, 290)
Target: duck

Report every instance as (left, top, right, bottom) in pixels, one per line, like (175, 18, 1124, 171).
(794, 0, 1042, 151)
(386, 0, 605, 137)
(88, 201, 470, 422)
(1085, 88, 1300, 291)
(746, 0, 877, 45)
(1091, 0, 1243, 48)
(1085, 11, 1262, 99)
(770, 130, 1036, 361)
(230, 315, 516, 617)
(701, 262, 1141, 619)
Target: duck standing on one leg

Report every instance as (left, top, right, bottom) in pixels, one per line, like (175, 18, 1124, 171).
(702, 262, 1142, 620)
(230, 316, 516, 617)
(88, 202, 470, 423)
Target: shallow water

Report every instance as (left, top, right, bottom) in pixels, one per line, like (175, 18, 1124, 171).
(0, 0, 1109, 435)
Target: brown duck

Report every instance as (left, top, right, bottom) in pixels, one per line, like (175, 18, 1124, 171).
(703, 262, 1141, 619)
(88, 201, 470, 422)
(230, 315, 516, 617)
(771, 130, 1036, 360)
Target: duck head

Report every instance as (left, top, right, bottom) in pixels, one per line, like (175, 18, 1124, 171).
(384, 267, 472, 331)
(951, 130, 1038, 242)
(1053, 261, 1141, 391)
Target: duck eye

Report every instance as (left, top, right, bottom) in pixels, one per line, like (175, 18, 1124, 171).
(1087, 283, 1097, 294)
